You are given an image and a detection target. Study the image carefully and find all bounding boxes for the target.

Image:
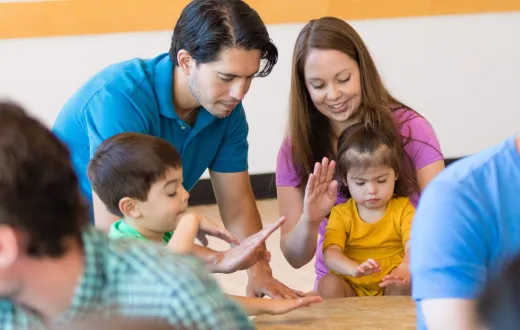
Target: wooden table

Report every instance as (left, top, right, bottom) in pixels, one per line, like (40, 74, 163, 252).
(254, 296, 416, 329)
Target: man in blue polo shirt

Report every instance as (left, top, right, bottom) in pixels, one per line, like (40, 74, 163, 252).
(52, 0, 298, 300)
(410, 134, 520, 329)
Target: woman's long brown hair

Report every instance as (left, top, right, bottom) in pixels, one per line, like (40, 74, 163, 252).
(286, 16, 432, 191)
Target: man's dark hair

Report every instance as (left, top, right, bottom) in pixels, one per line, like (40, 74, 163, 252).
(169, 0, 278, 77)
(87, 133, 183, 218)
(0, 100, 88, 257)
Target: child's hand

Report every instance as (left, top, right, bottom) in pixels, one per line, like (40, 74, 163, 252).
(352, 258, 381, 278)
(194, 214, 240, 246)
(264, 296, 323, 315)
(379, 264, 411, 287)
(178, 213, 240, 246)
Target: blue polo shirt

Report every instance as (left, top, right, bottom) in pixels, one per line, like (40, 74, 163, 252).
(52, 53, 248, 220)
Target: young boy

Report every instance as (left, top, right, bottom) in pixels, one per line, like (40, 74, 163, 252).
(87, 132, 322, 316)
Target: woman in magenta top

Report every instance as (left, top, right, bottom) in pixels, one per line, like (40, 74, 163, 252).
(276, 17, 445, 291)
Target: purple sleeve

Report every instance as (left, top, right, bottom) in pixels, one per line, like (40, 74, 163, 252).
(275, 139, 302, 187)
(396, 109, 444, 171)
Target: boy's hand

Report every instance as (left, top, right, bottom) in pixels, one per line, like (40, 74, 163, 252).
(191, 213, 240, 246)
(379, 264, 411, 287)
(352, 258, 381, 278)
(263, 296, 323, 315)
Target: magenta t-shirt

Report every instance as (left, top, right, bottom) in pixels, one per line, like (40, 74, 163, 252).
(275, 108, 444, 288)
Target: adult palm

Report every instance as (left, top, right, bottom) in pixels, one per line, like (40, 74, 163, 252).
(303, 157, 338, 223)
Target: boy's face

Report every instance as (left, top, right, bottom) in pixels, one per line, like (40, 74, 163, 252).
(345, 165, 396, 210)
(135, 167, 189, 233)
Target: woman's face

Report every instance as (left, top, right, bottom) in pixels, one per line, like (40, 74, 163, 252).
(303, 49, 362, 132)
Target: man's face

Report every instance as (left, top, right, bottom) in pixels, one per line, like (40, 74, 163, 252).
(188, 47, 261, 118)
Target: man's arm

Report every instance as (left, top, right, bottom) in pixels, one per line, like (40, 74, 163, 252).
(420, 299, 477, 330)
(210, 170, 303, 299)
(210, 170, 262, 243)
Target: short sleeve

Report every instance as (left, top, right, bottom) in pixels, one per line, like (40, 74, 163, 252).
(209, 104, 249, 173)
(399, 199, 415, 245)
(323, 206, 349, 251)
(275, 138, 302, 187)
(411, 180, 489, 301)
(108, 220, 147, 241)
(396, 110, 444, 171)
(84, 87, 150, 157)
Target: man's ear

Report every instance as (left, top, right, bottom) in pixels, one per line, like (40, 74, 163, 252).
(176, 49, 195, 75)
(0, 225, 20, 269)
(119, 197, 141, 219)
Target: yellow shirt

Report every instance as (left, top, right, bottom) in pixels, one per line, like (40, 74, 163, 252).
(323, 197, 414, 296)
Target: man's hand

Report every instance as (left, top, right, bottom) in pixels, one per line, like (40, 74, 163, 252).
(212, 217, 286, 274)
(246, 260, 305, 299)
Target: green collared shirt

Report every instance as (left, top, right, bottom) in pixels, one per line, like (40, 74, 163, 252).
(0, 226, 252, 329)
(109, 220, 173, 245)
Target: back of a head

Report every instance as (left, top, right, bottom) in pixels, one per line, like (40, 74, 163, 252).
(170, 0, 278, 77)
(87, 133, 182, 218)
(0, 101, 88, 257)
(477, 255, 520, 330)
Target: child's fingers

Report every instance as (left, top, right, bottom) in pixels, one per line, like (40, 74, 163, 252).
(196, 234, 209, 246)
(379, 276, 408, 287)
(208, 228, 239, 245)
(291, 289, 306, 297)
(218, 229, 240, 245)
(298, 296, 323, 307)
(367, 258, 379, 268)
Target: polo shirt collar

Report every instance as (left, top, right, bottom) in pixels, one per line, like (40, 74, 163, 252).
(154, 54, 217, 131)
(154, 54, 178, 119)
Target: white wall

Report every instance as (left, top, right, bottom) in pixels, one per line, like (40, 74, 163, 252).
(1, 11, 519, 178)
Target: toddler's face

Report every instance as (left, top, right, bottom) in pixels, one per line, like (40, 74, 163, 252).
(345, 165, 396, 210)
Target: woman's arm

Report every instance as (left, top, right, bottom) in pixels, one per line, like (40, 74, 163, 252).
(278, 158, 338, 269)
(417, 160, 445, 191)
(278, 186, 321, 268)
